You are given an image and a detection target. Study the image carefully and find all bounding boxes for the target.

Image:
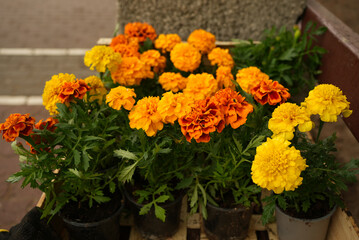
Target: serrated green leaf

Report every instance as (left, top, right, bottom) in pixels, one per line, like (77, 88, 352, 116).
(154, 204, 166, 222)
(109, 182, 116, 193)
(154, 185, 167, 195)
(93, 195, 111, 203)
(190, 186, 198, 208)
(139, 203, 152, 215)
(69, 168, 83, 178)
(156, 195, 170, 204)
(82, 150, 90, 171)
(119, 161, 139, 183)
(176, 177, 193, 189)
(6, 174, 23, 183)
(73, 149, 81, 166)
(114, 149, 138, 161)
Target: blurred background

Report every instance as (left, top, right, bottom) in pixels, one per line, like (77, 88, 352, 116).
(0, 0, 358, 230)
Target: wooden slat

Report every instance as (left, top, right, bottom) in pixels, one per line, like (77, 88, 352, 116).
(301, 0, 359, 142)
(327, 208, 359, 240)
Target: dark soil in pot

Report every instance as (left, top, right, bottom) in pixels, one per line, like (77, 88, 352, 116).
(279, 198, 333, 219)
(60, 191, 124, 240)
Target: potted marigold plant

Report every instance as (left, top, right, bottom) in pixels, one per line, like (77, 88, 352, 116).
(251, 84, 359, 240)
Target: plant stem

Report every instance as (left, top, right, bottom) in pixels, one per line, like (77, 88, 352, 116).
(316, 120, 325, 143)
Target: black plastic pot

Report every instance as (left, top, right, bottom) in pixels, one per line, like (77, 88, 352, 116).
(124, 188, 183, 240)
(61, 199, 124, 240)
(203, 203, 253, 240)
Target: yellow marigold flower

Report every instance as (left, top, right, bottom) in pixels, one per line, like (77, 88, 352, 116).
(236, 67, 269, 93)
(158, 92, 194, 124)
(129, 96, 163, 137)
(187, 29, 216, 54)
(269, 103, 314, 140)
(216, 66, 236, 90)
(158, 72, 187, 93)
(251, 137, 308, 194)
(42, 73, 76, 115)
(183, 73, 218, 101)
(208, 47, 234, 68)
(140, 50, 166, 74)
(84, 76, 107, 104)
(154, 34, 182, 53)
(84, 45, 122, 73)
(302, 84, 352, 122)
(170, 43, 201, 72)
(111, 57, 152, 86)
(106, 86, 136, 111)
(124, 22, 157, 43)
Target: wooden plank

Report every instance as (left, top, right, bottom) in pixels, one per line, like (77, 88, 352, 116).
(327, 208, 359, 240)
(301, 0, 359, 142)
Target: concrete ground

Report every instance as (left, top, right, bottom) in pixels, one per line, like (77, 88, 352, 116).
(0, 0, 358, 231)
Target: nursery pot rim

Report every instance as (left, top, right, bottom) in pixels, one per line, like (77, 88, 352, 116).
(275, 204, 337, 222)
(61, 199, 124, 227)
(206, 201, 253, 212)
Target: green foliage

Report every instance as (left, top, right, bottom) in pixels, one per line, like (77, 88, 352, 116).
(231, 22, 327, 96)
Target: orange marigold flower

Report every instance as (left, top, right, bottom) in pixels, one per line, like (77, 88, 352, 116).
(158, 92, 194, 124)
(110, 34, 139, 49)
(183, 73, 218, 101)
(111, 44, 141, 58)
(236, 67, 269, 93)
(170, 43, 201, 72)
(0, 113, 35, 142)
(58, 79, 91, 104)
(154, 34, 182, 53)
(178, 98, 225, 143)
(124, 22, 157, 43)
(187, 29, 216, 54)
(158, 72, 187, 93)
(111, 57, 152, 86)
(212, 88, 253, 129)
(106, 86, 136, 111)
(251, 79, 290, 105)
(129, 96, 163, 137)
(208, 47, 234, 68)
(29, 117, 58, 154)
(140, 50, 166, 74)
(216, 66, 236, 90)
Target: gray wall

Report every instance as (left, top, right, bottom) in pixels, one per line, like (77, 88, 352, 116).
(117, 0, 307, 41)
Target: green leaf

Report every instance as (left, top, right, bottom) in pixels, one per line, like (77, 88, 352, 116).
(6, 173, 23, 183)
(176, 177, 193, 189)
(279, 48, 297, 61)
(109, 182, 116, 193)
(154, 204, 166, 222)
(69, 168, 83, 178)
(190, 185, 198, 208)
(119, 161, 139, 183)
(158, 148, 171, 154)
(139, 203, 152, 215)
(82, 136, 105, 141)
(114, 149, 138, 161)
(198, 183, 207, 206)
(73, 149, 81, 166)
(82, 150, 90, 171)
(93, 195, 111, 203)
(156, 195, 170, 204)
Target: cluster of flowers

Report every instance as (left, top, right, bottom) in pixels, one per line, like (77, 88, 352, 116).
(251, 84, 352, 194)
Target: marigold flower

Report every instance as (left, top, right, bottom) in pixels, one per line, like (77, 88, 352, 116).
(106, 86, 136, 111)
(111, 57, 152, 86)
(236, 67, 270, 93)
(124, 22, 157, 42)
(216, 66, 236, 90)
(269, 103, 314, 140)
(140, 50, 166, 74)
(178, 97, 225, 143)
(129, 96, 163, 136)
(170, 43, 201, 72)
(158, 72, 187, 93)
(158, 92, 194, 124)
(212, 88, 253, 129)
(110, 34, 139, 49)
(251, 79, 290, 105)
(251, 137, 308, 194)
(154, 33, 182, 53)
(58, 79, 91, 104)
(183, 73, 218, 101)
(0, 113, 35, 142)
(208, 47, 234, 68)
(84, 45, 122, 73)
(111, 44, 141, 58)
(84, 76, 107, 104)
(43, 73, 76, 115)
(302, 84, 352, 122)
(187, 29, 216, 54)
(29, 117, 58, 154)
